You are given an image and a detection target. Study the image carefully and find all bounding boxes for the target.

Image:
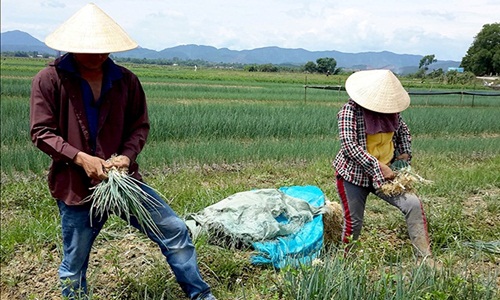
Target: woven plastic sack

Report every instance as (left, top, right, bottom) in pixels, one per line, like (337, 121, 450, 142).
(187, 185, 326, 268)
(251, 185, 325, 268)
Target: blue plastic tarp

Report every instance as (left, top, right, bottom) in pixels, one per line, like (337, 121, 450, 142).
(251, 185, 325, 268)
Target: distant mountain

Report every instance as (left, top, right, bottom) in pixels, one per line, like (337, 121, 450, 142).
(1, 30, 54, 53)
(1, 30, 460, 74)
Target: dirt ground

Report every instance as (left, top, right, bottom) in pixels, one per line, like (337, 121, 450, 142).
(0, 233, 169, 300)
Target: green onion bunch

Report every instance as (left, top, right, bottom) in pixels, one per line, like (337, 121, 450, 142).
(380, 166, 433, 196)
(84, 166, 164, 240)
(463, 240, 500, 254)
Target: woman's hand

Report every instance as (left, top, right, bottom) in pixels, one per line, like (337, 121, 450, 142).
(395, 153, 410, 161)
(380, 163, 395, 180)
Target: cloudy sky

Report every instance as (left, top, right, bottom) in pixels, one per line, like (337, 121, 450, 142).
(1, 0, 498, 61)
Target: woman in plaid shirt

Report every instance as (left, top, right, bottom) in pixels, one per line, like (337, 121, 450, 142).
(333, 70, 432, 258)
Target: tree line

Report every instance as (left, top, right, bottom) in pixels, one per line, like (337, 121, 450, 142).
(3, 23, 498, 78)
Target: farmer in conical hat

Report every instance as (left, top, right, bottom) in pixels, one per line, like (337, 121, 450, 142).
(30, 3, 216, 299)
(333, 69, 432, 259)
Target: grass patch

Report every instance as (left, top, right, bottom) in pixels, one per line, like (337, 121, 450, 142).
(1, 57, 499, 299)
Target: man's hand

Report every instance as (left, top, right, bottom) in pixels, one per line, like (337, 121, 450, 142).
(74, 152, 110, 180)
(380, 163, 395, 180)
(109, 155, 130, 169)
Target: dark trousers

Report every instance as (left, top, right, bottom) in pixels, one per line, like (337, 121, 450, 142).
(336, 176, 431, 257)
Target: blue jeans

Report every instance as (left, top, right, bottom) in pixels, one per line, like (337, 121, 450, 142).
(57, 183, 211, 299)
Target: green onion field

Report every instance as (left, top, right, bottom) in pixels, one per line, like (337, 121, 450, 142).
(1, 57, 499, 299)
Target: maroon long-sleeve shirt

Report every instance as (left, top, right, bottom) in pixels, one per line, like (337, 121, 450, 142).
(30, 54, 150, 205)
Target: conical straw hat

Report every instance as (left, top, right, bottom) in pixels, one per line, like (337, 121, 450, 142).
(45, 3, 138, 53)
(345, 69, 410, 113)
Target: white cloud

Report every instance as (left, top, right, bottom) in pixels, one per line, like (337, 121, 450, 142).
(1, 0, 498, 61)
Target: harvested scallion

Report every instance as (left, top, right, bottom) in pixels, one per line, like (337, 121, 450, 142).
(83, 162, 165, 240)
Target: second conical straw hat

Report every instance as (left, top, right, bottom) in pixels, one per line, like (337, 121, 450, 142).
(345, 69, 410, 113)
(45, 3, 138, 53)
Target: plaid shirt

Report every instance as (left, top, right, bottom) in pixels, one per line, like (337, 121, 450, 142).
(333, 99, 412, 189)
